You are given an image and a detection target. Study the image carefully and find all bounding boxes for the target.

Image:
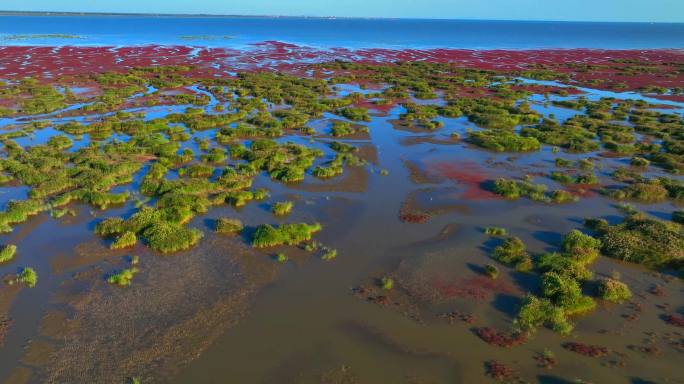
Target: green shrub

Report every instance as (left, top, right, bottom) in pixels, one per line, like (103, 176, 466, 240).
(630, 157, 650, 167)
(550, 190, 578, 203)
(468, 130, 540, 152)
(484, 227, 507, 236)
(514, 295, 573, 335)
(597, 278, 632, 303)
(380, 277, 394, 290)
(142, 222, 203, 253)
(536, 252, 593, 281)
(321, 247, 338, 261)
(493, 237, 533, 272)
(596, 213, 684, 267)
(215, 218, 243, 234)
(252, 223, 322, 248)
(107, 267, 139, 286)
(561, 230, 601, 264)
(0, 244, 17, 263)
(484, 264, 499, 279)
(492, 178, 548, 201)
(272, 201, 294, 216)
(15, 267, 38, 288)
(110, 231, 137, 249)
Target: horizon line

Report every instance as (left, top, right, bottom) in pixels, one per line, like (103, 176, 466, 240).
(0, 10, 682, 24)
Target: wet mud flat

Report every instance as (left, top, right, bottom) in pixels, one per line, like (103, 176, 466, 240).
(0, 44, 683, 383)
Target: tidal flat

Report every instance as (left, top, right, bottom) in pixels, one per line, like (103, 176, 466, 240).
(0, 43, 682, 383)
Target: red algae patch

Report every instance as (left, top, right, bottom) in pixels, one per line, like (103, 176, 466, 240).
(485, 360, 517, 381)
(430, 161, 500, 200)
(664, 314, 684, 328)
(563, 342, 609, 358)
(431, 275, 519, 302)
(475, 327, 528, 348)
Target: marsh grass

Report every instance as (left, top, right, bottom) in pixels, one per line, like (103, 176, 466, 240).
(252, 223, 322, 248)
(14, 267, 37, 288)
(107, 267, 139, 286)
(272, 201, 294, 216)
(597, 278, 632, 303)
(0, 244, 17, 263)
(215, 218, 244, 234)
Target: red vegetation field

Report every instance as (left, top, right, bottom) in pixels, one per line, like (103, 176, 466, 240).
(1, 43, 683, 92)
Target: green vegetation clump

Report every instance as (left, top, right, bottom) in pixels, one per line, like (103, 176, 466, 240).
(252, 223, 322, 248)
(215, 218, 243, 234)
(110, 231, 137, 249)
(15, 267, 38, 288)
(597, 278, 632, 303)
(515, 295, 574, 335)
(550, 190, 578, 203)
(493, 237, 533, 272)
(468, 130, 540, 152)
(603, 181, 668, 202)
(0, 244, 17, 263)
(96, 207, 204, 254)
(492, 178, 548, 202)
(561, 229, 601, 265)
(540, 272, 596, 316)
(330, 120, 369, 137)
(484, 264, 499, 279)
(484, 227, 507, 236)
(321, 248, 338, 261)
(588, 213, 684, 268)
(107, 267, 139, 286)
(380, 277, 394, 290)
(339, 107, 371, 122)
(272, 201, 294, 216)
(630, 156, 650, 167)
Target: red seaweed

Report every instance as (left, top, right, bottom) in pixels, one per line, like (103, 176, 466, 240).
(475, 327, 528, 348)
(563, 342, 609, 357)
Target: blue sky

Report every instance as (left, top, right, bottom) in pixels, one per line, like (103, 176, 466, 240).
(3, 0, 684, 22)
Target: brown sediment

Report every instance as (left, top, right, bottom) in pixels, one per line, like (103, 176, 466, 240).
(402, 159, 442, 185)
(30, 236, 278, 383)
(351, 283, 422, 323)
(0, 284, 22, 345)
(410, 223, 463, 246)
(21, 340, 55, 367)
(50, 240, 127, 275)
(439, 310, 476, 325)
(289, 166, 368, 193)
(4, 366, 32, 384)
(399, 135, 460, 147)
(354, 143, 379, 165)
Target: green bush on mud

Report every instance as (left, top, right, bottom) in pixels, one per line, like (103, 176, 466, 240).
(252, 222, 322, 248)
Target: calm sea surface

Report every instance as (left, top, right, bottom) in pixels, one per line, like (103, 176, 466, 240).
(0, 15, 683, 49)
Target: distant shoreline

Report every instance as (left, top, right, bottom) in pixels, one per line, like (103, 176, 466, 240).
(0, 10, 682, 24)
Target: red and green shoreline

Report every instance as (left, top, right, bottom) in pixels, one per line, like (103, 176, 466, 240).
(1, 42, 683, 97)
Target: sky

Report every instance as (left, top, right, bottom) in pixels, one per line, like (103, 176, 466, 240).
(2, 0, 684, 23)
